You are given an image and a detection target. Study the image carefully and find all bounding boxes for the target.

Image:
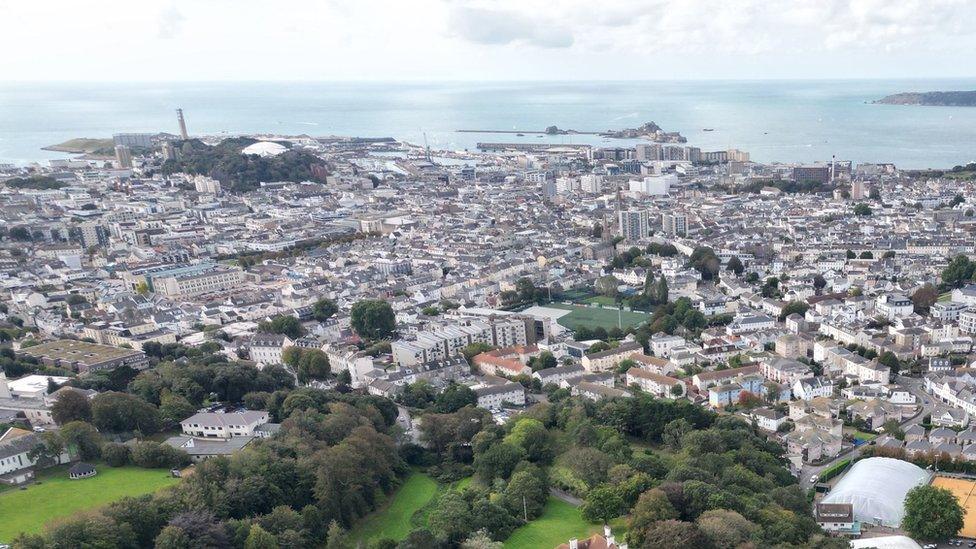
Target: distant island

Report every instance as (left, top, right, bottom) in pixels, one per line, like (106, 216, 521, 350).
(874, 90, 976, 107)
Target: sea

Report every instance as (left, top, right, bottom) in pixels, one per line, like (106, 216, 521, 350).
(2, 79, 976, 169)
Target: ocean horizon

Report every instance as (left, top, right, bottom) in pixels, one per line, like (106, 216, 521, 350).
(3, 78, 976, 169)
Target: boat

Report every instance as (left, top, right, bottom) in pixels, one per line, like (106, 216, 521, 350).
(516, 133, 525, 136)
(702, 128, 714, 132)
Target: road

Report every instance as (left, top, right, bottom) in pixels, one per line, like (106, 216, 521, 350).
(799, 376, 936, 485)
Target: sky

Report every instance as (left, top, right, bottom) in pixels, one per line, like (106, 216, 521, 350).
(2, 0, 975, 81)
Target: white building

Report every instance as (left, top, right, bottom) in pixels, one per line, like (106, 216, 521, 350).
(628, 174, 675, 195)
(875, 294, 914, 320)
(249, 334, 293, 366)
(474, 382, 525, 410)
(626, 368, 685, 398)
(180, 411, 270, 439)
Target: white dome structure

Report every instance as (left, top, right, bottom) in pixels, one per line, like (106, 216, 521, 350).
(241, 141, 287, 157)
(821, 457, 932, 527)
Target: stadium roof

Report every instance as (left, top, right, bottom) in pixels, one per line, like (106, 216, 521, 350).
(821, 457, 932, 527)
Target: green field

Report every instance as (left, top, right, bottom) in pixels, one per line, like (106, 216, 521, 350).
(349, 472, 440, 545)
(583, 296, 619, 307)
(504, 497, 625, 549)
(0, 464, 179, 542)
(548, 303, 652, 331)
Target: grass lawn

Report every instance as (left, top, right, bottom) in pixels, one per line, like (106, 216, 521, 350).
(583, 296, 619, 307)
(504, 497, 626, 549)
(0, 463, 179, 542)
(547, 303, 652, 331)
(348, 471, 439, 546)
(850, 429, 877, 442)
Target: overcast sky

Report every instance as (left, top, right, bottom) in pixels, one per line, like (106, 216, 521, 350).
(2, 0, 975, 81)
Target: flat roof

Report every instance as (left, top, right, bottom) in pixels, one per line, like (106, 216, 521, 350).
(7, 374, 71, 393)
(21, 340, 143, 365)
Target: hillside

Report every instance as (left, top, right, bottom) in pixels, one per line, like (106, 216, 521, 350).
(161, 137, 329, 193)
(875, 90, 976, 106)
(42, 137, 115, 155)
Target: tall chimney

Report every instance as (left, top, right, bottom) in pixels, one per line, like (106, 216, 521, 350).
(176, 108, 189, 140)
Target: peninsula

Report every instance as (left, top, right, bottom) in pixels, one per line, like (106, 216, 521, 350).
(874, 90, 976, 107)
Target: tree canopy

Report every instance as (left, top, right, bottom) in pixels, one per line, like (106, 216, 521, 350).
(902, 484, 964, 541)
(350, 299, 397, 340)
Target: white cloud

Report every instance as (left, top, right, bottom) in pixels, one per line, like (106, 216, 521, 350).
(448, 6, 574, 48)
(0, 0, 974, 80)
(157, 5, 185, 39)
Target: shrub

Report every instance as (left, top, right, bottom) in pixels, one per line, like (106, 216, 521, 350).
(102, 442, 131, 467)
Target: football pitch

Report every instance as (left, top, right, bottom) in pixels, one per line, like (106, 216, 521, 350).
(545, 303, 652, 331)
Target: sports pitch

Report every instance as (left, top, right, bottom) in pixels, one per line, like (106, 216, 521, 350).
(536, 303, 653, 331)
(933, 476, 976, 539)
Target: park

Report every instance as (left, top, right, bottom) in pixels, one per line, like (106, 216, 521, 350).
(0, 463, 179, 542)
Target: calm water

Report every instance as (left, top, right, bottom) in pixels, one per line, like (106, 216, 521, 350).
(2, 80, 976, 168)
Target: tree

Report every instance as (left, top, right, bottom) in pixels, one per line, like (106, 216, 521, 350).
(515, 277, 539, 303)
(846, 249, 856, 260)
(28, 431, 66, 466)
(592, 223, 603, 239)
(461, 530, 503, 549)
(9, 226, 32, 241)
(503, 469, 548, 520)
(258, 315, 304, 339)
(528, 351, 557, 372)
(580, 485, 624, 524)
(59, 421, 103, 460)
(504, 418, 553, 463)
(51, 389, 93, 425)
(853, 203, 873, 216)
(859, 250, 874, 259)
(42, 516, 138, 549)
(297, 349, 331, 383)
(244, 524, 279, 549)
(159, 391, 197, 422)
(696, 509, 758, 548)
(883, 419, 905, 440)
(813, 274, 827, 291)
(902, 485, 964, 541)
(433, 383, 477, 413)
(473, 442, 524, 481)
(726, 256, 744, 275)
(631, 519, 705, 549)
(656, 277, 669, 306)
(689, 247, 720, 280)
(942, 255, 976, 289)
(158, 511, 231, 549)
(311, 298, 338, 322)
(428, 491, 473, 544)
(91, 392, 161, 434)
(662, 419, 692, 451)
(595, 275, 620, 297)
(643, 270, 656, 296)
(350, 299, 396, 340)
(761, 276, 780, 298)
(102, 442, 131, 466)
(629, 488, 679, 543)
(911, 283, 939, 315)
(325, 520, 346, 549)
(779, 300, 809, 321)
(878, 351, 901, 376)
